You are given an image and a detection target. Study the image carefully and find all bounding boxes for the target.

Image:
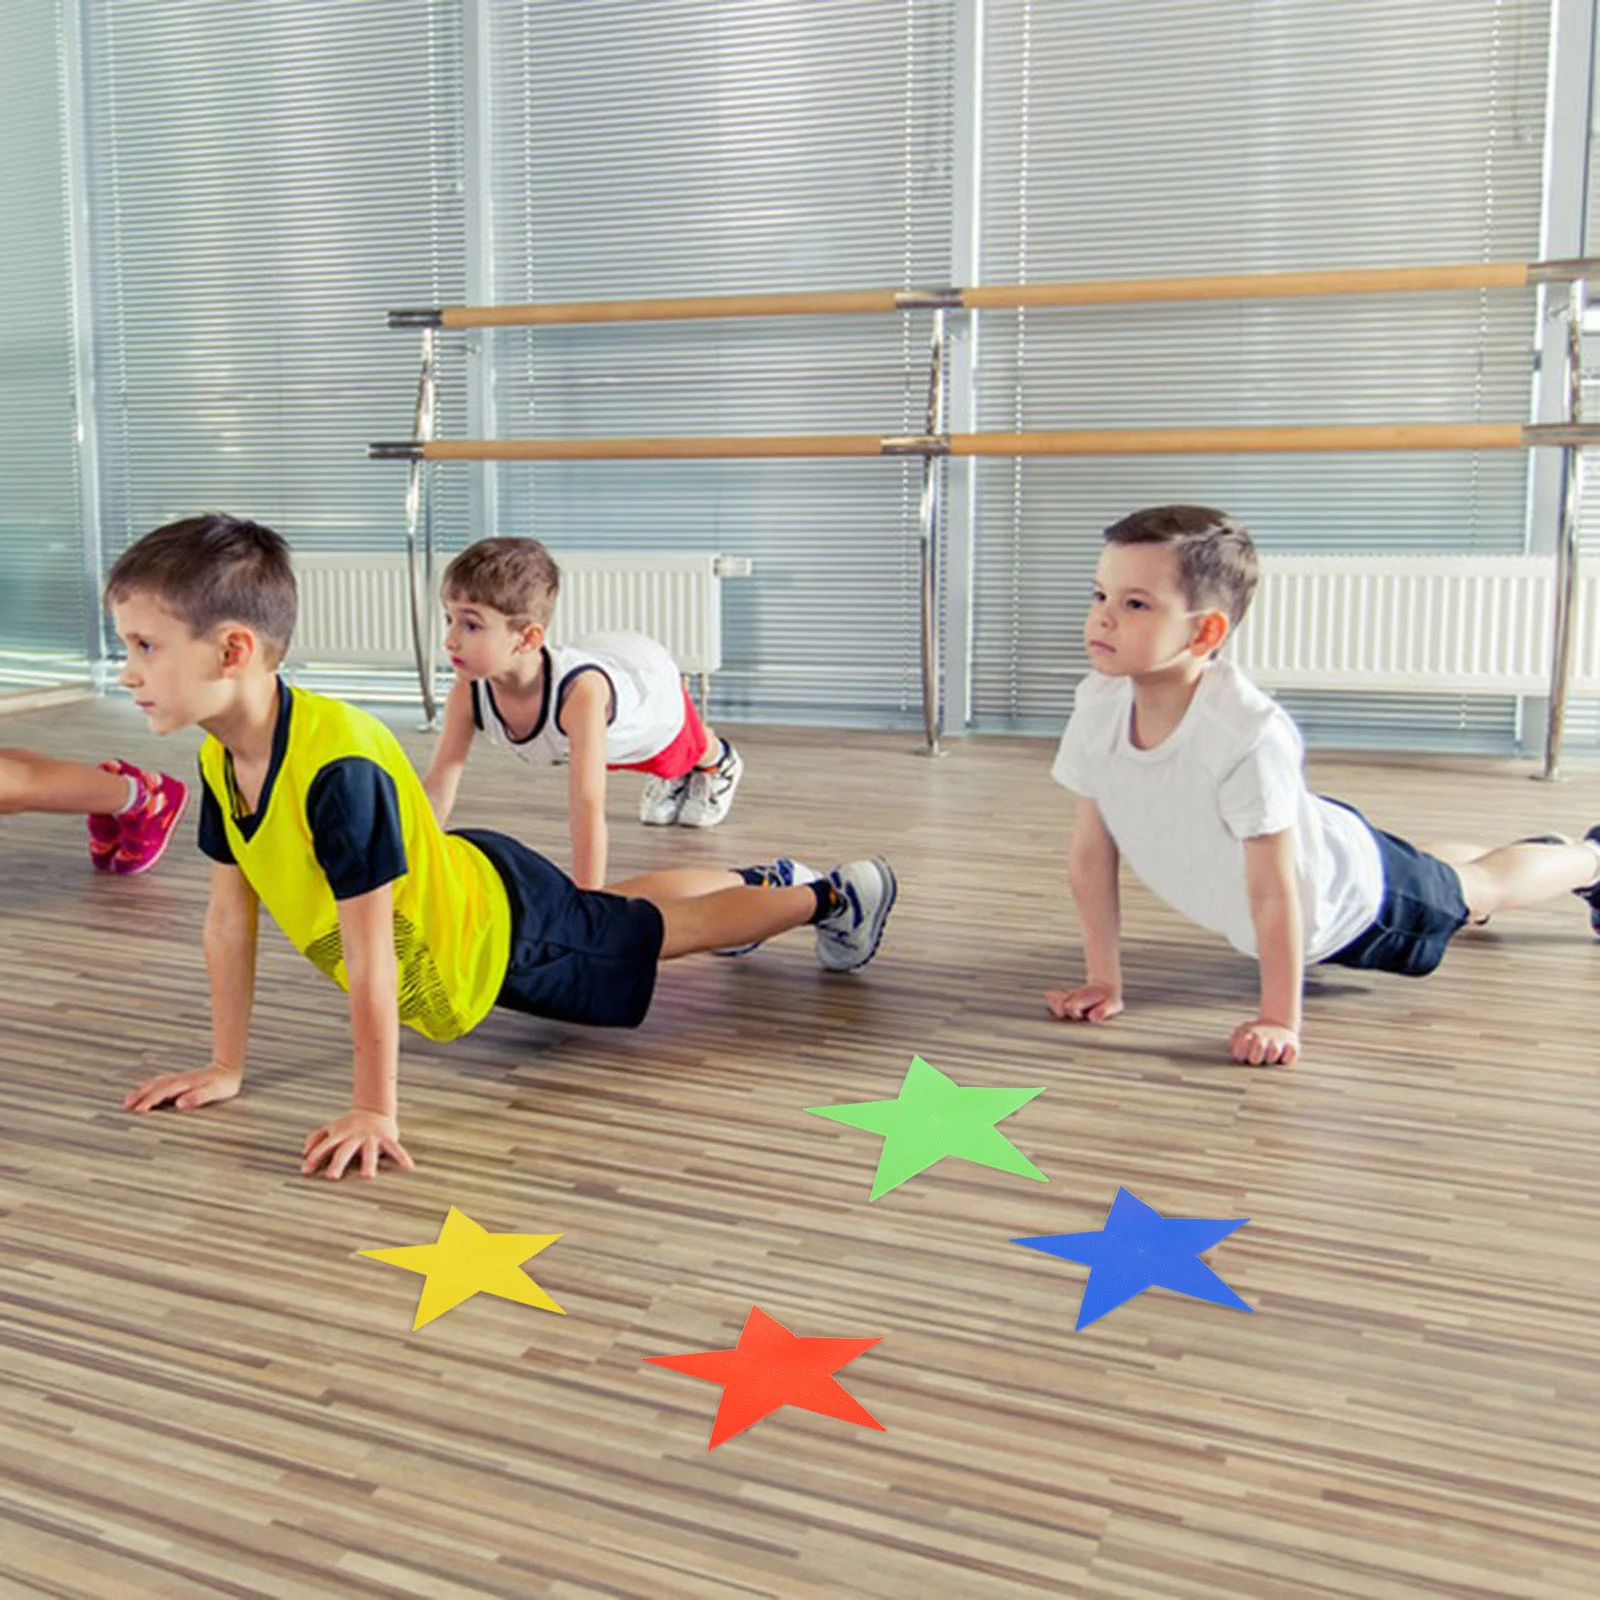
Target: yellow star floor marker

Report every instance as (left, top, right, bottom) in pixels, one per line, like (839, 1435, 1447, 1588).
(358, 1205, 565, 1329)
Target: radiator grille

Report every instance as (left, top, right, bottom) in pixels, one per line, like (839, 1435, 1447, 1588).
(1231, 556, 1595, 695)
(293, 551, 730, 674)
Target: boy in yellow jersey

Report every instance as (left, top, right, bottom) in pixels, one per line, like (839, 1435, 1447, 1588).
(109, 515, 896, 1181)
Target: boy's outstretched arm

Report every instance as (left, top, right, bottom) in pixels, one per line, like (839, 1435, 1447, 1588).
(1047, 797, 1125, 1023)
(422, 676, 475, 826)
(301, 881, 415, 1181)
(1237, 829, 1303, 1065)
(561, 671, 611, 890)
(125, 863, 259, 1112)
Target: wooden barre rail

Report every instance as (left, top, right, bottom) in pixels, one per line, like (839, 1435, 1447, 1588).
(390, 258, 1599, 329)
(370, 423, 1599, 462)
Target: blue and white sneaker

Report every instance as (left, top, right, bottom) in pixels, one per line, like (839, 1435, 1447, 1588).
(814, 857, 897, 973)
(714, 857, 817, 957)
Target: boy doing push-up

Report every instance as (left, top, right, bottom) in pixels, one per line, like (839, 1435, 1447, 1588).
(111, 515, 896, 1178)
(1048, 505, 1600, 1065)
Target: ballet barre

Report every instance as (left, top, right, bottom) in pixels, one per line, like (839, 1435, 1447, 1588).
(374, 258, 1592, 776)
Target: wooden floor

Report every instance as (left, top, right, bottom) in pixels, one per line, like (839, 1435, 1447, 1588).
(1, 697, 1597, 1599)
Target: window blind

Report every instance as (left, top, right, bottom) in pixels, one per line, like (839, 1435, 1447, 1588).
(82, 1, 469, 570)
(972, 0, 1549, 751)
(483, 1, 955, 724)
(0, 0, 84, 678)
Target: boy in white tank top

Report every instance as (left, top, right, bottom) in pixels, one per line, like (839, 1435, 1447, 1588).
(423, 537, 744, 888)
(1047, 505, 1600, 1067)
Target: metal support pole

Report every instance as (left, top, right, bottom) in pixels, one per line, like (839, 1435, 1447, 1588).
(1539, 279, 1586, 781)
(62, 0, 108, 679)
(915, 309, 948, 755)
(403, 328, 440, 727)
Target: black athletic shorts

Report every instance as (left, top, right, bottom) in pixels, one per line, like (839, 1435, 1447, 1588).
(1317, 800, 1469, 978)
(455, 828, 666, 1028)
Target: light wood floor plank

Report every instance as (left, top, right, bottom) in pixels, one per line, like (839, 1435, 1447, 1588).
(1, 698, 1597, 1597)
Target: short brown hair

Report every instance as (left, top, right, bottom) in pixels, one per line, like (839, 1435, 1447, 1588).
(1103, 504, 1259, 629)
(104, 513, 298, 661)
(442, 537, 560, 628)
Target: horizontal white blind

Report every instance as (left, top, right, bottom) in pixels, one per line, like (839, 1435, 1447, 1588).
(1558, 45, 1597, 751)
(485, 1, 953, 723)
(973, 0, 1548, 751)
(82, 2, 468, 569)
(0, 0, 84, 674)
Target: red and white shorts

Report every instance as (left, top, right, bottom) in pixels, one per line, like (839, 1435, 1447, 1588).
(609, 685, 710, 780)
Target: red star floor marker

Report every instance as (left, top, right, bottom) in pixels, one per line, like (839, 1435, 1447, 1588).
(644, 1305, 885, 1449)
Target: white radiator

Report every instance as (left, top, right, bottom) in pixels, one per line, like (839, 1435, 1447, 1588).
(292, 551, 747, 676)
(1231, 555, 1599, 695)
(292, 550, 1594, 699)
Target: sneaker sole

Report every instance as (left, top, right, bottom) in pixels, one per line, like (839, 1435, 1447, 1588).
(639, 782, 691, 826)
(679, 760, 743, 829)
(819, 858, 897, 973)
(112, 786, 191, 877)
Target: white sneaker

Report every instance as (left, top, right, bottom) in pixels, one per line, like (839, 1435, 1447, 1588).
(678, 740, 743, 829)
(640, 772, 692, 825)
(713, 858, 818, 957)
(814, 857, 897, 972)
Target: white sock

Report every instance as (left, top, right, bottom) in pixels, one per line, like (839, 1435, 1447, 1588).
(113, 775, 140, 816)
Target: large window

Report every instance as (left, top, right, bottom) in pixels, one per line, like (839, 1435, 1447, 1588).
(2, 0, 1585, 749)
(971, 0, 1551, 748)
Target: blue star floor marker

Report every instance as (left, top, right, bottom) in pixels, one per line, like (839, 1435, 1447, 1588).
(1013, 1187, 1252, 1330)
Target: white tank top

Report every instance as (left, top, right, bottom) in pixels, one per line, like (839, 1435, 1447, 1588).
(470, 631, 687, 768)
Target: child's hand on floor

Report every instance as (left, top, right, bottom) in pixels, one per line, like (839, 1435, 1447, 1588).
(1046, 982, 1125, 1024)
(124, 1062, 242, 1113)
(1229, 1017, 1300, 1066)
(301, 1109, 415, 1181)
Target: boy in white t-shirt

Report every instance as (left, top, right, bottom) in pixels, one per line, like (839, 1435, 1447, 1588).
(423, 537, 745, 889)
(1048, 504, 1600, 1066)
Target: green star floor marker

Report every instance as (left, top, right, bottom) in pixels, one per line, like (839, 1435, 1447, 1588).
(807, 1055, 1048, 1199)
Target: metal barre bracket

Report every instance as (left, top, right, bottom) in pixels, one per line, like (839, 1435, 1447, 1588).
(1524, 423, 1600, 447)
(387, 309, 445, 328)
(894, 287, 964, 310)
(1527, 258, 1600, 285)
(880, 435, 951, 456)
(369, 441, 424, 460)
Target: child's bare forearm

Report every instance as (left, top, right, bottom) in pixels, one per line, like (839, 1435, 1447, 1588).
(1068, 858, 1123, 984)
(1250, 892, 1304, 1029)
(570, 804, 608, 891)
(336, 885, 403, 1120)
(423, 770, 459, 825)
(346, 966, 400, 1119)
(204, 901, 257, 1073)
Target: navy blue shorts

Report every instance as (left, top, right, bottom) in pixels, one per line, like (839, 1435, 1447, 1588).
(455, 829, 666, 1028)
(1317, 801, 1469, 978)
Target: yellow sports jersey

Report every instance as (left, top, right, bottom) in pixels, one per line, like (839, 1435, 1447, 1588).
(197, 683, 511, 1041)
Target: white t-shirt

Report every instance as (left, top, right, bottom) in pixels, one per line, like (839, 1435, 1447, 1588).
(1050, 659, 1384, 963)
(471, 631, 687, 768)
